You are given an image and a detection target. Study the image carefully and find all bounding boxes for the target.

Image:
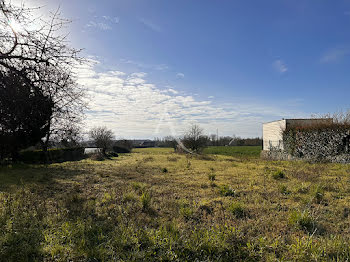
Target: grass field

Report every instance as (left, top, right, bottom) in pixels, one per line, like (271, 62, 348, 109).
(203, 146, 262, 158)
(1, 147, 350, 261)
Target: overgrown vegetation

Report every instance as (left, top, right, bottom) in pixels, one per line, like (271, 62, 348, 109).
(1, 147, 350, 260)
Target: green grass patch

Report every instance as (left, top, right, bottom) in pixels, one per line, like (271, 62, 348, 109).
(203, 146, 261, 158)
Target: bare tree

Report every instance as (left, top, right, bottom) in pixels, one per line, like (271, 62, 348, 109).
(182, 124, 208, 153)
(0, 1, 86, 152)
(89, 127, 114, 156)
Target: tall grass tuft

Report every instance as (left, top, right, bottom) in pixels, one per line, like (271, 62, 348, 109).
(141, 191, 152, 211)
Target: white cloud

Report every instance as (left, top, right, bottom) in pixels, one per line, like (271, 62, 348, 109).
(273, 60, 288, 73)
(320, 47, 350, 63)
(85, 15, 119, 31)
(130, 72, 147, 78)
(176, 72, 185, 78)
(208, 96, 214, 99)
(75, 61, 306, 139)
(139, 18, 162, 32)
(86, 21, 112, 31)
(102, 16, 120, 24)
(167, 89, 178, 94)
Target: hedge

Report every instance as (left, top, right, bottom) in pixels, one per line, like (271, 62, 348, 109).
(19, 148, 85, 164)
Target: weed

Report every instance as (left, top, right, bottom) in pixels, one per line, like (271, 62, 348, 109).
(141, 191, 152, 210)
(123, 191, 138, 203)
(229, 202, 247, 218)
(180, 206, 194, 220)
(272, 170, 285, 179)
(219, 185, 235, 197)
(312, 185, 325, 204)
(289, 209, 317, 234)
(131, 181, 147, 193)
(208, 173, 216, 181)
(297, 183, 309, 194)
(279, 185, 291, 195)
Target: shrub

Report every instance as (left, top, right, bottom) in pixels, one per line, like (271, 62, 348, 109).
(219, 185, 235, 197)
(19, 147, 85, 164)
(162, 167, 168, 173)
(112, 144, 132, 153)
(107, 151, 119, 157)
(229, 202, 247, 218)
(272, 170, 285, 180)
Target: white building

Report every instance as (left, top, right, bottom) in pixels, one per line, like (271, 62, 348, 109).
(262, 118, 333, 151)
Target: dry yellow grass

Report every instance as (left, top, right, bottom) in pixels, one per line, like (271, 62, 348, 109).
(1, 147, 350, 261)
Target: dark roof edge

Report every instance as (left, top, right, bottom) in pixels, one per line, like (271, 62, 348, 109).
(263, 118, 333, 125)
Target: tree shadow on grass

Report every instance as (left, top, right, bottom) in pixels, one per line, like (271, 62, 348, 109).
(0, 163, 84, 192)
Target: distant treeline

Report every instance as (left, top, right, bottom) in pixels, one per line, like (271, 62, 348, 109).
(154, 136, 262, 147)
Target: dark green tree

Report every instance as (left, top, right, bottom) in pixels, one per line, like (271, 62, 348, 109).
(0, 71, 53, 160)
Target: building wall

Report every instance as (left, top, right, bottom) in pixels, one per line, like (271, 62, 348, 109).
(263, 118, 334, 151)
(262, 120, 286, 150)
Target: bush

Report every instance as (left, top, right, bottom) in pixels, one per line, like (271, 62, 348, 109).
(112, 145, 131, 153)
(107, 152, 119, 157)
(18, 148, 85, 164)
(113, 139, 133, 153)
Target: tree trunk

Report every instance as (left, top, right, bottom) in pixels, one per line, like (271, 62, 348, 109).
(42, 120, 51, 163)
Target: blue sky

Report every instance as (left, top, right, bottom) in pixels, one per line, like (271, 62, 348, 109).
(23, 0, 350, 138)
